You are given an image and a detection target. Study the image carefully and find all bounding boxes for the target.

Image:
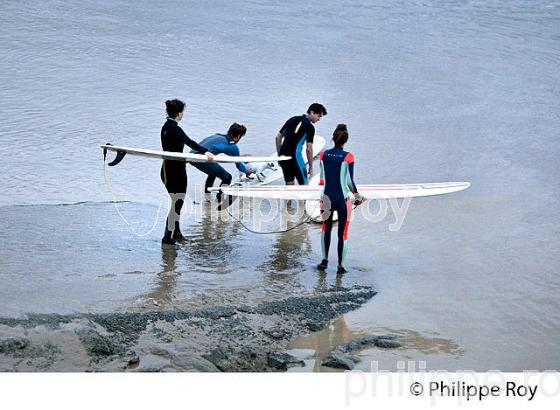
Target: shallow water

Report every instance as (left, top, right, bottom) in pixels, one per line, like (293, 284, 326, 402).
(1, 0, 559, 370)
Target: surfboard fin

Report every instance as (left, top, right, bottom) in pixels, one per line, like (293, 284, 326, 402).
(108, 151, 127, 166)
(103, 144, 127, 166)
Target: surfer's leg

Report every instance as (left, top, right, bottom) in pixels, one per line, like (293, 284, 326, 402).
(336, 200, 353, 271)
(204, 175, 216, 193)
(319, 196, 333, 269)
(190, 162, 213, 192)
(294, 156, 308, 185)
(215, 165, 232, 186)
(209, 165, 232, 207)
(161, 165, 187, 243)
(171, 193, 186, 240)
(279, 159, 296, 185)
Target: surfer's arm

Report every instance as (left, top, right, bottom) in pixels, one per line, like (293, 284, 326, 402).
(319, 151, 325, 185)
(179, 129, 208, 154)
(348, 161, 358, 194)
(306, 142, 314, 176)
(344, 153, 358, 194)
(216, 143, 249, 174)
(305, 127, 315, 177)
(275, 132, 283, 155)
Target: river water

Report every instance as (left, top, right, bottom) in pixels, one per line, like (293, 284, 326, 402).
(1, 0, 559, 371)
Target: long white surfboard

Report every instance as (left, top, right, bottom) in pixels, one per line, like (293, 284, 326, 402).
(101, 144, 291, 164)
(233, 135, 326, 186)
(210, 182, 470, 200)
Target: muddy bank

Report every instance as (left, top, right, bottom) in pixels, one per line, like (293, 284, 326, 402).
(0, 285, 375, 372)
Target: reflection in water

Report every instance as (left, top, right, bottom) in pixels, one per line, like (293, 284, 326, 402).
(131, 202, 245, 310)
(182, 202, 242, 273)
(314, 271, 344, 294)
(256, 203, 314, 296)
(140, 246, 180, 310)
(259, 203, 312, 274)
(291, 322, 466, 372)
(290, 284, 464, 372)
(288, 316, 354, 372)
(396, 328, 465, 357)
(291, 323, 465, 372)
(288, 272, 353, 372)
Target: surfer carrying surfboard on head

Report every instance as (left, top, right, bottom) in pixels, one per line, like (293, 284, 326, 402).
(160, 99, 214, 245)
(317, 124, 364, 275)
(190, 123, 254, 200)
(275, 103, 327, 185)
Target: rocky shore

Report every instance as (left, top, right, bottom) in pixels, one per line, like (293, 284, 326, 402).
(0, 285, 377, 372)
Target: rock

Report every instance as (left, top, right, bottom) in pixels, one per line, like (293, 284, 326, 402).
(236, 305, 256, 314)
(127, 355, 140, 366)
(267, 352, 304, 371)
(202, 348, 230, 371)
(77, 329, 115, 357)
(203, 307, 237, 320)
(129, 354, 169, 372)
(322, 353, 355, 370)
(149, 347, 172, 358)
(307, 321, 324, 332)
(338, 336, 379, 353)
(334, 334, 401, 353)
(263, 328, 287, 340)
(374, 339, 401, 349)
(171, 353, 220, 372)
(376, 334, 398, 340)
(0, 337, 29, 354)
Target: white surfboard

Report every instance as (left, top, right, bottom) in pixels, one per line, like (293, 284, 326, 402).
(210, 181, 470, 201)
(233, 135, 326, 186)
(101, 144, 290, 165)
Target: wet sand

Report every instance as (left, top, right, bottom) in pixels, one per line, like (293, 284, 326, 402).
(0, 285, 376, 372)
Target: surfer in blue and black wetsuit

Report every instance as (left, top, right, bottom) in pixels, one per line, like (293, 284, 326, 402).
(161, 99, 214, 245)
(276, 103, 327, 185)
(190, 123, 254, 192)
(317, 124, 364, 275)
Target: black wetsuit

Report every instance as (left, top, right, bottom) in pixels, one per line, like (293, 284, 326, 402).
(278, 114, 315, 184)
(160, 118, 207, 193)
(160, 118, 207, 241)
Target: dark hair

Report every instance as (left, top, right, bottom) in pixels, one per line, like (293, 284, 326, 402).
(307, 103, 327, 116)
(333, 124, 348, 147)
(165, 99, 185, 118)
(228, 122, 247, 138)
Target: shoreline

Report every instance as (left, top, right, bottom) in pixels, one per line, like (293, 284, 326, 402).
(0, 285, 376, 372)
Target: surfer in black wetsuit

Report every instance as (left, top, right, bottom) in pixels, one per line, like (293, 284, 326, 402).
(161, 99, 214, 245)
(275, 103, 327, 185)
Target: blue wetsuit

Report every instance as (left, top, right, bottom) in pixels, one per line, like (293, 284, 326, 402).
(278, 114, 315, 184)
(190, 133, 248, 191)
(319, 147, 358, 266)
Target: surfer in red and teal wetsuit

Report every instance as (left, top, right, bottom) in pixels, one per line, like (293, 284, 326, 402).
(317, 124, 364, 274)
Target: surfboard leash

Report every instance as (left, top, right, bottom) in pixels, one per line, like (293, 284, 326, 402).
(224, 206, 313, 234)
(102, 154, 165, 238)
(222, 195, 359, 235)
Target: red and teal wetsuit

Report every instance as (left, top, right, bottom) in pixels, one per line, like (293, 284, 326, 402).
(319, 147, 359, 266)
